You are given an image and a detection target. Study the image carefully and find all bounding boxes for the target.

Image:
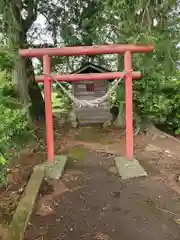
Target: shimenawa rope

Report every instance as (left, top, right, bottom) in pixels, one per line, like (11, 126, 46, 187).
(43, 70, 130, 108)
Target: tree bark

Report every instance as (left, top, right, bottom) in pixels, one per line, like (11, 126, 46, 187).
(9, 1, 45, 123)
(113, 55, 125, 127)
(113, 102, 125, 128)
(26, 58, 45, 122)
(12, 55, 45, 123)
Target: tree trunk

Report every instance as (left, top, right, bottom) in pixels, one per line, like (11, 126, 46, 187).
(9, 1, 45, 123)
(12, 32, 45, 123)
(113, 102, 125, 128)
(28, 79, 45, 122)
(26, 58, 45, 122)
(113, 55, 125, 127)
(12, 54, 45, 123)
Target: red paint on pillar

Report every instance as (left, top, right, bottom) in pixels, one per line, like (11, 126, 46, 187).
(43, 55, 54, 161)
(124, 51, 133, 160)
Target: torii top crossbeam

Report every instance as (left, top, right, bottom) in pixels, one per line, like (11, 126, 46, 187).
(19, 44, 154, 57)
(19, 43, 154, 162)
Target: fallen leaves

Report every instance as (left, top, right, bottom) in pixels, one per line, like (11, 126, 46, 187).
(93, 232, 113, 240)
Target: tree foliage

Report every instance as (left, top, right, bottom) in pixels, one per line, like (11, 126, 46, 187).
(0, 72, 30, 183)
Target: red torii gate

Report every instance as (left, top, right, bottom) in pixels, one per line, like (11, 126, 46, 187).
(19, 44, 154, 162)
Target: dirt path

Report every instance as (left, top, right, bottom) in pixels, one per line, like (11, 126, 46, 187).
(1, 126, 180, 239)
(25, 148, 180, 240)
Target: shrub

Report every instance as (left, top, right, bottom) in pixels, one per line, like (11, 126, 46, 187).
(133, 71, 180, 134)
(0, 72, 30, 184)
(113, 70, 180, 135)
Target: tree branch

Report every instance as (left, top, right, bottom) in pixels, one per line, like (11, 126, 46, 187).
(31, 43, 54, 48)
(23, 0, 38, 33)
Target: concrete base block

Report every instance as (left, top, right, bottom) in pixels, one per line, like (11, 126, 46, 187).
(45, 155, 67, 180)
(115, 157, 147, 180)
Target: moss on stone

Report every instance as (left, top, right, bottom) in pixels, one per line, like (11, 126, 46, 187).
(99, 138, 115, 145)
(68, 146, 88, 162)
(74, 126, 114, 144)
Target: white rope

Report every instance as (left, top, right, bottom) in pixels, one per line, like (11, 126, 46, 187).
(43, 70, 129, 108)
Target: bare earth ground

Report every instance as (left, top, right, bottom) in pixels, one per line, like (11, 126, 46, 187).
(1, 125, 180, 239)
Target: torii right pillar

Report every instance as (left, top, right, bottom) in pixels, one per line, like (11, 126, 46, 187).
(124, 51, 133, 160)
(115, 50, 148, 180)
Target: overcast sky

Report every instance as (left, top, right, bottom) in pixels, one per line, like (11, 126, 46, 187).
(28, 14, 53, 45)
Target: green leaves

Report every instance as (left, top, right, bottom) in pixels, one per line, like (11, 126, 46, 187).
(0, 101, 28, 151)
(0, 72, 31, 184)
(133, 69, 180, 134)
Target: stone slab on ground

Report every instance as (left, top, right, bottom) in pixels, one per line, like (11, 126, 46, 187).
(115, 157, 147, 180)
(45, 155, 67, 180)
(8, 164, 45, 240)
